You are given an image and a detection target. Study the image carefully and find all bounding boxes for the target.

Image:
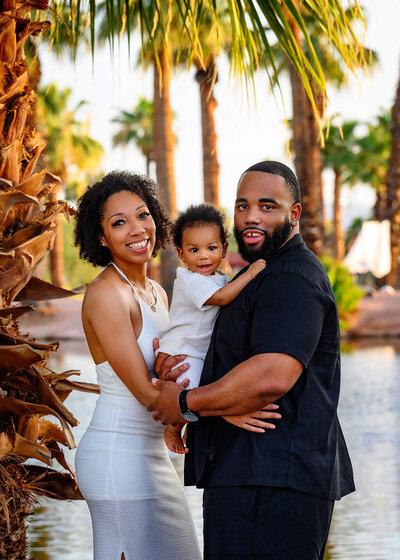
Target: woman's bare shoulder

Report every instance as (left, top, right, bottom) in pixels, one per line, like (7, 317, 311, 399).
(83, 268, 132, 315)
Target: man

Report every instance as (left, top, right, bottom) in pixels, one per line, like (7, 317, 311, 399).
(149, 161, 355, 560)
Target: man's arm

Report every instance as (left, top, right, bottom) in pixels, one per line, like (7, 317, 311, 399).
(148, 351, 302, 425)
(187, 352, 302, 416)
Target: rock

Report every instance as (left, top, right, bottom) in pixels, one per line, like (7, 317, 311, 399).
(348, 292, 400, 337)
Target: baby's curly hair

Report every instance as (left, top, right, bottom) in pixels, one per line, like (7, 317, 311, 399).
(74, 170, 171, 267)
(172, 203, 228, 249)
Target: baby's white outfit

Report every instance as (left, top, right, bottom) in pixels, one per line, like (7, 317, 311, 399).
(158, 267, 228, 388)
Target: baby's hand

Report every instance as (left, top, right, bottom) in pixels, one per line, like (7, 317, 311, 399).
(248, 259, 266, 279)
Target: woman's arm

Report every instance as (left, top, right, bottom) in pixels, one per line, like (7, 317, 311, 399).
(205, 259, 266, 306)
(83, 281, 159, 406)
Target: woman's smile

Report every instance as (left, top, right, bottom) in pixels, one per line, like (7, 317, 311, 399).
(126, 238, 151, 253)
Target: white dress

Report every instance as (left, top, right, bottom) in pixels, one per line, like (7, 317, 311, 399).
(75, 266, 201, 560)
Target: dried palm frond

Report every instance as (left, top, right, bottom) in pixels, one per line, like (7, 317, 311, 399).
(0, 3, 98, 556)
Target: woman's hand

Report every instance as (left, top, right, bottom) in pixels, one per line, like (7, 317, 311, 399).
(222, 404, 281, 433)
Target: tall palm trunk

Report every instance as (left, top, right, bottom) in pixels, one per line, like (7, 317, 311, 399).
(153, 47, 178, 300)
(145, 153, 151, 177)
(332, 168, 345, 260)
(195, 57, 219, 206)
(49, 182, 65, 286)
(373, 187, 386, 221)
(384, 64, 400, 287)
(289, 23, 325, 256)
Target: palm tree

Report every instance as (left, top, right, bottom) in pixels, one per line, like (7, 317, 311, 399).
(269, 5, 372, 256)
(348, 111, 391, 221)
(321, 119, 360, 260)
(36, 83, 104, 286)
(189, 5, 231, 207)
(112, 98, 155, 177)
(96, 1, 180, 299)
(46, 1, 366, 120)
(0, 3, 99, 556)
(383, 66, 400, 287)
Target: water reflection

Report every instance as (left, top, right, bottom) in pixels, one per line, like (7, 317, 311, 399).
(28, 340, 400, 559)
(327, 341, 400, 559)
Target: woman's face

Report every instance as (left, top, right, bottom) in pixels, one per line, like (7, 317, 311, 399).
(99, 190, 156, 266)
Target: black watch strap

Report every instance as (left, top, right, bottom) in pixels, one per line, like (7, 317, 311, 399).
(179, 390, 199, 422)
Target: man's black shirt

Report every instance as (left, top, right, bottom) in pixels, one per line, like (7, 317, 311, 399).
(184, 234, 355, 500)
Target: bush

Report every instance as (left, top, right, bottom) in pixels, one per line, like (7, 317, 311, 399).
(321, 256, 365, 332)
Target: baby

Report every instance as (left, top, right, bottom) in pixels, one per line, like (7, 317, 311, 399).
(157, 203, 266, 453)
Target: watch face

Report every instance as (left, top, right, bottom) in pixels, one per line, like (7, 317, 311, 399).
(182, 410, 199, 422)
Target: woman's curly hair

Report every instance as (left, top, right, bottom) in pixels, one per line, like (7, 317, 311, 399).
(74, 170, 171, 267)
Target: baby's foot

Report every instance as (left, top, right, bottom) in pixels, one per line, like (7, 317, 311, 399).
(164, 429, 188, 454)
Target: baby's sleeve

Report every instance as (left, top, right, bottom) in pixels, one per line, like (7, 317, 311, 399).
(183, 273, 225, 310)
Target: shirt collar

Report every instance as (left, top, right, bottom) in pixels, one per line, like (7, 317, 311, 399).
(265, 233, 304, 265)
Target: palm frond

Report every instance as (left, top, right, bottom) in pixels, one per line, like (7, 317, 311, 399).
(42, 0, 365, 113)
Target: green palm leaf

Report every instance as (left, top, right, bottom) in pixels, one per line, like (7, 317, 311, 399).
(41, 0, 366, 113)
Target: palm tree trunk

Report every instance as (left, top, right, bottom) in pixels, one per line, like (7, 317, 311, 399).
(195, 58, 219, 206)
(153, 47, 178, 301)
(146, 153, 151, 178)
(384, 64, 400, 288)
(49, 183, 65, 287)
(374, 187, 386, 221)
(332, 168, 345, 260)
(289, 22, 325, 256)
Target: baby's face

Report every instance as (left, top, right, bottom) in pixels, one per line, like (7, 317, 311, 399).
(177, 224, 227, 276)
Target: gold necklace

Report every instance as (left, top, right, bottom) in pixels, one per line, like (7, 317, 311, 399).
(111, 263, 157, 311)
(135, 280, 157, 312)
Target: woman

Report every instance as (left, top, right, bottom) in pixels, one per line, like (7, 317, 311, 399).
(74, 171, 201, 560)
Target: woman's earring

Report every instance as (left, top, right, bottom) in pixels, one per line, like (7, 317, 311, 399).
(291, 220, 297, 227)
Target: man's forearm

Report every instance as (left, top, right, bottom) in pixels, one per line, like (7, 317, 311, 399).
(186, 353, 303, 416)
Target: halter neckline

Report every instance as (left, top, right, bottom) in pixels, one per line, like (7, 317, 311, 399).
(111, 262, 157, 312)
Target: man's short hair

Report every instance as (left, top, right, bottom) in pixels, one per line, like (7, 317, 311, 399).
(243, 161, 301, 204)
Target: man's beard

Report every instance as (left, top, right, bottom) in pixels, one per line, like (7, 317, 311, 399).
(234, 216, 292, 263)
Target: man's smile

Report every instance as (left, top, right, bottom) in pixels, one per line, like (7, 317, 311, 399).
(242, 228, 266, 245)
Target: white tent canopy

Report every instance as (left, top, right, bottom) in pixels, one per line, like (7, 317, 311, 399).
(344, 220, 391, 278)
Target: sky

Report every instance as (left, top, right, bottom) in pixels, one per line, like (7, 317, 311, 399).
(40, 0, 400, 227)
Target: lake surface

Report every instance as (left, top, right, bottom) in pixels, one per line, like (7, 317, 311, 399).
(27, 339, 400, 559)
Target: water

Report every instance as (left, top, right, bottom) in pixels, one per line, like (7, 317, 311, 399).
(27, 339, 400, 559)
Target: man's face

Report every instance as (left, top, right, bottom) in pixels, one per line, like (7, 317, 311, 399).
(233, 171, 300, 263)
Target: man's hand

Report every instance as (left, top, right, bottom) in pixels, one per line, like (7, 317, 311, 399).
(147, 378, 184, 425)
(153, 338, 190, 382)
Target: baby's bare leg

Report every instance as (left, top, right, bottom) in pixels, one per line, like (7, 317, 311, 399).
(164, 423, 188, 454)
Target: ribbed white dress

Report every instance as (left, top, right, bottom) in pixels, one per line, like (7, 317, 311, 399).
(75, 266, 201, 560)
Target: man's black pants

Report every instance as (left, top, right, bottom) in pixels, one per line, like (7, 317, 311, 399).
(203, 486, 334, 560)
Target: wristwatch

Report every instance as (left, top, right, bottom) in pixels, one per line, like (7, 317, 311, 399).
(179, 390, 199, 422)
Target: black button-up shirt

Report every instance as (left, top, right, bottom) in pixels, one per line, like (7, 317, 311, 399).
(184, 234, 355, 501)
